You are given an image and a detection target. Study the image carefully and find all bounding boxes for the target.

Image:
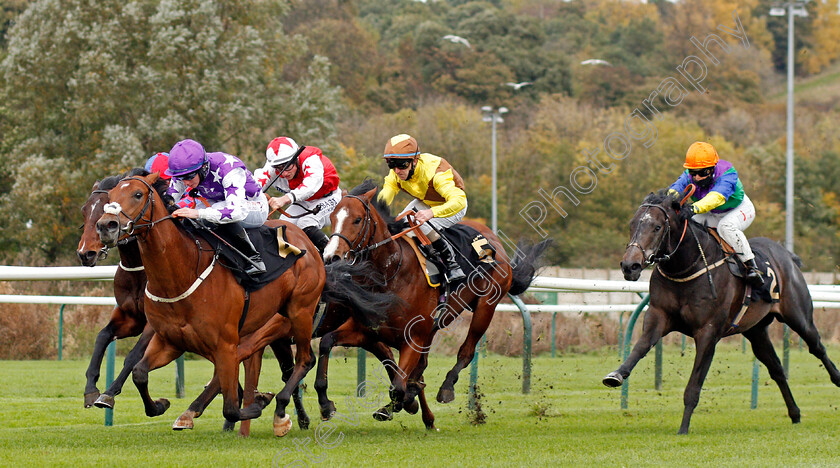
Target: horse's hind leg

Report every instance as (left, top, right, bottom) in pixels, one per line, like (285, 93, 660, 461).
(743, 324, 800, 423)
(603, 306, 670, 387)
(132, 334, 182, 417)
(270, 340, 310, 430)
(438, 297, 494, 404)
(678, 328, 718, 435)
(781, 297, 840, 386)
(95, 325, 155, 409)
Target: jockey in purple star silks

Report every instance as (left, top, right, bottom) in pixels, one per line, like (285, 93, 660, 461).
(166, 139, 269, 276)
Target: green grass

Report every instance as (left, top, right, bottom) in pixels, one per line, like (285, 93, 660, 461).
(1, 343, 840, 467)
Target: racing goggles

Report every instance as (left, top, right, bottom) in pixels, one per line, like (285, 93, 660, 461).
(386, 159, 412, 170)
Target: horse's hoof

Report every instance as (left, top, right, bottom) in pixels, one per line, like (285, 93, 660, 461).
(602, 371, 623, 388)
(403, 398, 419, 415)
(255, 391, 275, 409)
(84, 391, 100, 408)
(273, 414, 292, 437)
(436, 387, 455, 404)
(372, 406, 393, 422)
(320, 401, 336, 421)
(93, 393, 115, 409)
(172, 411, 196, 430)
(298, 416, 310, 430)
(223, 419, 237, 432)
(155, 398, 171, 415)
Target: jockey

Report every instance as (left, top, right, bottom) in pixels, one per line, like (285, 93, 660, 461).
(377, 134, 467, 283)
(146, 152, 195, 209)
(166, 139, 269, 276)
(670, 141, 763, 287)
(253, 136, 340, 254)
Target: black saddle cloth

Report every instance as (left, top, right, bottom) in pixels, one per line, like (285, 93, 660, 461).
(727, 249, 779, 303)
(189, 223, 305, 292)
(437, 223, 497, 277)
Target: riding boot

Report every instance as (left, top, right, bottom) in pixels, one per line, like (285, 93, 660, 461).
(303, 226, 329, 254)
(431, 238, 466, 283)
(217, 222, 266, 277)
(744, 258, 764, 287)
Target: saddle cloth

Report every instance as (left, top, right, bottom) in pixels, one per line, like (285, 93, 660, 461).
(190, 223, 305, 292)
(405, 223, 497, 288)
(708, 228, 779, 303)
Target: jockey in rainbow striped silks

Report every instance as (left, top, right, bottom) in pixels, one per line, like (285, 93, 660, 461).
(377, 134, 467, 283)
(253, 136, 341, 254)
(166, 139, 269, 277)
(669, 141, 763, 287)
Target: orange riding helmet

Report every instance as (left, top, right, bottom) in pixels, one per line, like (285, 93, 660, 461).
(683, 141, 719, 169)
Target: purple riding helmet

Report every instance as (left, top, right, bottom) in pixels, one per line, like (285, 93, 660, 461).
(166, 139, 207, 179)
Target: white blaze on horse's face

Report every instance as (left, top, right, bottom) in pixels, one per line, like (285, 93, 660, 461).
(323, 207, 348, 260)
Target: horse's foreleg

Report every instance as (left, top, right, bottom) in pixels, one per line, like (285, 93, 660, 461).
(172, 369, 220, 431)
(238, 351, 265, 437)
(132, 334, 181, 418)
(95, 324, 155, 409)
(678, 328, 718, 435)
(213, 342, 242, 426)
(743, 325, 800, 423)
(84, 321, 117, 407)
(603, 306, 669, 387)
(417, 380, 436, 430)
(270, 340, 309, 430)
(273, 302, 315, 437)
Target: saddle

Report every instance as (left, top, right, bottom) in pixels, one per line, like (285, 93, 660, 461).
(706, 228, 779, 304)
(404, 224, 497, 289)
(189, 222, 306, 292)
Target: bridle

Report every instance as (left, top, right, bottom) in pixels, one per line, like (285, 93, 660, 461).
(103, 177, 174, 239)
(625, 203, 688, 268)
(328, 195, 377, 264)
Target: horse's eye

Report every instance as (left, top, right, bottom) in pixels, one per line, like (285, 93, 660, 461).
(354, 217, 362, 225)
(654, 225, 661, 232)
(134, 191, 143, 199)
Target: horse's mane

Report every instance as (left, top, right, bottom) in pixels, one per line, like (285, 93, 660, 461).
(642, 189, 684, 213)
(105, 167, 174, 211)
(348, 178, 402, 235)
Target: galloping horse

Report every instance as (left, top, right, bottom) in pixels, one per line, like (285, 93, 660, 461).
(605, 189, 840, 434)
(95, 172, 324, 435)
(317, 180, 548, 427)
(78, 169, 312, 434)
(78, 169, 155, 409)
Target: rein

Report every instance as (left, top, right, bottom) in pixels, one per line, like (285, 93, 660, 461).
(626, 203, 689, 267)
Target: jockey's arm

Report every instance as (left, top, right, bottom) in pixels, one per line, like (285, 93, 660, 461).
(668, 171, 691, 196)
(288, 156, 325, 203)
(692, 192, 726, 214)
(377, 171, 401, 206)
(430, 170, 466, 218)
(196, 168, 249, 224)
(694, 168, 738, 214)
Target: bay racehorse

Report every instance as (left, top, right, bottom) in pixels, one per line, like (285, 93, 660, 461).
(605, 189, 840, 434)
(95, 172, 325, 436)
(78, 169, 311, 434)
(317, 179, 549, 427)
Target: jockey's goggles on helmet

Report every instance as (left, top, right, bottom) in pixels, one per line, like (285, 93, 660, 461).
(688, 167, 714, 179)
(386, 159, 412, 170)
(175, 169, 202, 181)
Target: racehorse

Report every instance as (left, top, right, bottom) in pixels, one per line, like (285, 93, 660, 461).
(317, 179, 549, 427)
(95, 172, 327, 436)
(78, 169, 154, 409)
(604, 189, 840, 434)
(78, 169, 311, 434)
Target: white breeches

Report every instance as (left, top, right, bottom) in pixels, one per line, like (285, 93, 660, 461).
(692, 194, 756, 261)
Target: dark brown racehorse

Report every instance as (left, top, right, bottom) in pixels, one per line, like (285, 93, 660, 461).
(317, 180, 548, 426)
(78, 169, 311, 434)
(605, 189, 840, 434)
(96, 173, 323, 436)
(78, 169, 160, 409)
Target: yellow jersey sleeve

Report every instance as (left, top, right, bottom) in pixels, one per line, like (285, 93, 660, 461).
(377, 171, 400, 206)
(693, 191, 726, 213)
(430, 169, 467, 218)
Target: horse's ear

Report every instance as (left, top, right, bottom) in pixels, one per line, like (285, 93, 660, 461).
(91, 181, 100, 191)
(341, 188, 348, 197)
(147, 172, 160, 183)
(362, 187, 377, 200)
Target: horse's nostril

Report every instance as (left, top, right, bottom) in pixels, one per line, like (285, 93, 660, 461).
(631, 263, 641, 272)
(327, 255, 340, 264)
(107, 220, 118, 232)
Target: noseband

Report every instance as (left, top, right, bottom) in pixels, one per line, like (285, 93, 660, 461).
(103, 177, 172, 238)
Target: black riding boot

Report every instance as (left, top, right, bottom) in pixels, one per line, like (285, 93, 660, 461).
(303, 226, 329, 254)
(431, 238, 466, 283)
(744, 258, 764, 287)
(217, 222, 266, 277)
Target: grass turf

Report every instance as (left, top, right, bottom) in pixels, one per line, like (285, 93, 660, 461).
(1, 342, 839, 467)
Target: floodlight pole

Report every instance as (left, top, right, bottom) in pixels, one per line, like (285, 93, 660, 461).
(482, 106, 508, 234)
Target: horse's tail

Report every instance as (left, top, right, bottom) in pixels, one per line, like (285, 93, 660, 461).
(508, 239, 552, 296)
(321, 259, 401, 327)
